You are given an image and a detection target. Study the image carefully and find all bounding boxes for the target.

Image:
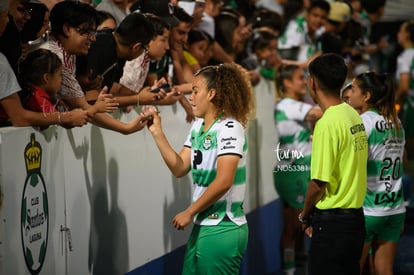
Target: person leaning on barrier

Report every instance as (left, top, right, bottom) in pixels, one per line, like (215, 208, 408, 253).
(143, 2, 195, 123)
(41, 1, 150, 135)
(77, 11, 166, 107)
(0, 0, 88, 128)
(116, 13, 184, 112)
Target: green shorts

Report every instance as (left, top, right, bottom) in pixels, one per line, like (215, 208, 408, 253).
(182, 220, 248, 275)
(273, 162, 310, 209)
(364, 213, 406, 243)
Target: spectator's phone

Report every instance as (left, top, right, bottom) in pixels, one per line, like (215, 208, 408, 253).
(150, 83, 171, 93)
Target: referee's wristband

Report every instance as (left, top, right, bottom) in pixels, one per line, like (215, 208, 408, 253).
(298, 213, 309, 224)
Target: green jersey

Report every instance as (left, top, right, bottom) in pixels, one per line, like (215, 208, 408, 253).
(361, 110, 406, 216)
(184, 117, 247, 226)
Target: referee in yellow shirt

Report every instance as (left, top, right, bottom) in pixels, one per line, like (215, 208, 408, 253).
(299, 53, 368, 275)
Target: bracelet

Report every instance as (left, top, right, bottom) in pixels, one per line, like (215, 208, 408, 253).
(298, 213, 309, 224)
(57, 112, 61, 125)
(136, 93, 140, 106)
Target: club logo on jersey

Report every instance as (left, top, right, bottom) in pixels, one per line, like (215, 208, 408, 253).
(203, 135, 212, 150)
(21, 133, 49, 275)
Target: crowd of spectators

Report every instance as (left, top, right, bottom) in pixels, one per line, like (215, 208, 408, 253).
(0, 0, 410, 133)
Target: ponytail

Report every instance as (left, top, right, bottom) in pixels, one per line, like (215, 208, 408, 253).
(274, 64, 299, 99)
(355, 72, 400, 133)
(379, 74, 400, 133)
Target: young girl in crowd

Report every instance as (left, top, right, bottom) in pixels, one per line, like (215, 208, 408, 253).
(241, 27, 281, 83)
(18, 48, 62, 114)
(213, 10, 245, 63)
(273, 64, 322, 275)
(96, 10, 116, 32)
(347, 72, 406, 275)
(146, 63, 254, 274)
(183, 29, 214, 74)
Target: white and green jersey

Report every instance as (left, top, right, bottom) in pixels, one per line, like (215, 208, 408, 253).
(274, 98, 313, 166)
(361, 110, 406, 216)
(278, 16, 316, 62)
(184, 117, 247, 226)
(396, 48, 414, 96)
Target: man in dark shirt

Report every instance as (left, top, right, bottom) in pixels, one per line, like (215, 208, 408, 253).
(82, 12, 155, 93)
